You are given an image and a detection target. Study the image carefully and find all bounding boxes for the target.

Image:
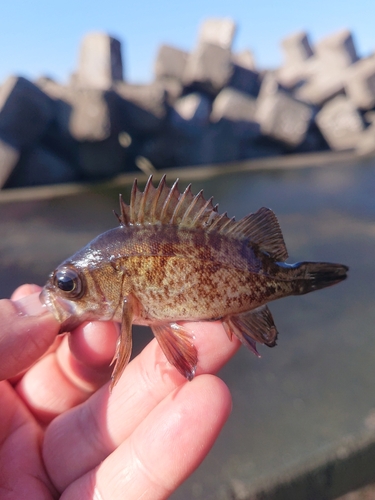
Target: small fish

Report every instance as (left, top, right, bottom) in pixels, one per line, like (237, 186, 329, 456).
(40, 176, 348, 387)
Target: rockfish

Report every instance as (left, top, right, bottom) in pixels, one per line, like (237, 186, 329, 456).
(40, 176, 348, 387)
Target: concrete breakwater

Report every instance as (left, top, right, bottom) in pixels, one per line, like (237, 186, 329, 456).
(1, 18, 375, 188)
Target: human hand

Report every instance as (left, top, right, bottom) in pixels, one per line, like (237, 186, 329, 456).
(0, 284, 240, 499)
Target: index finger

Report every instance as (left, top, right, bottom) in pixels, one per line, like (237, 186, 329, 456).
(0, 289, 59, 380)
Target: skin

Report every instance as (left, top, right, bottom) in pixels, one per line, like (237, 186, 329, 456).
(0, 284, 240, 500)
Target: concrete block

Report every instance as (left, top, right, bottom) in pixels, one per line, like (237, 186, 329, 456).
(154, 44, 188, 81)
(41, 114, 80, 167)
(356, 122, 375, 156)
(277, 32, 313, 88)
(35, 78, 81, 164)
(183, 121, 270, 166)
(114, 82, 166, 119)
(280, 31, 356, 97)
(114, 82, 166, 134)
(315, 95, 364, 150)
(293, 122, 330, 153)
(281, 32, 313, 66)
(232, 50, 256, 71)
(157, 77, 183, 105)
(41, 85, 139, 144)
(171, 92, 211, 131)
(297, 55, 325, 80)
(77, 32, 123, 89)
(345, 57, 375, 109)
(241, 135, 287, 159)
(314, 29, 358, 69)
(0, 76, 55, 149)
(364, 110, 375, 125)
(257, 72, 286, 99)
(36, 79, 76, 133)
(296, 69, 346, 106)
(211, 88, 257, 124)
(195, 121, 243, 164)
(78, 134, 129, 179)
(277, 65, 306, 89)
(35, 79, 114, 142)
(255, 91, 313, 147)
(294, 31, 357, 91)
(137, 128, 194, 169)
(35, 76, 61, 95)
(198, 18, 237, 50)
(4, 147, 77, 188)
(196, 120, 273, 164)
(0, 138, 20, 188)
(227, 65, 260, 96)
(183, 42, 233, 94)
(69, 88, 112, 141)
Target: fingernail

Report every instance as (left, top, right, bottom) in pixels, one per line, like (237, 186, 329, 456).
(14, 292, 50, 317)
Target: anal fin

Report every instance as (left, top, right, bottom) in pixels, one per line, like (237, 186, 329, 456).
(225, 305, 279, 356)
(151, 323, 198, 380)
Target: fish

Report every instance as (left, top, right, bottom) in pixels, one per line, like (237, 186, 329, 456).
(40, 175, 348, 388)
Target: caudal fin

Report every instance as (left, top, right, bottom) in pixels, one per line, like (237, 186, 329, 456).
(291, 261, 348, 295)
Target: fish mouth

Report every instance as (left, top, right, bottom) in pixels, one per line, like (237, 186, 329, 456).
(39, 288, 83, 334)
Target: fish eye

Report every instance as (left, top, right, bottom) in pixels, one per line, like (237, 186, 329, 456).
(54, 268, 83, 297)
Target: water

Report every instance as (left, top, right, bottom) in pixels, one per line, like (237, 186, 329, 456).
(0, 155, 374, 498)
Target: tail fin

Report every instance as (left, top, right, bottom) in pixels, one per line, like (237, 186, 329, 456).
(290, 261, 348, 295)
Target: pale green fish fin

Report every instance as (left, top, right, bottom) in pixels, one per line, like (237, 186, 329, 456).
(226, 305, 279, 356)
(222, 207, 288, 261)
(151, 322, 198, 380)
(110, 296, 134, 390)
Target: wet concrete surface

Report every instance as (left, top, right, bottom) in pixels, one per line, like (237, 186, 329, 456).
(0, 155, 374, 498)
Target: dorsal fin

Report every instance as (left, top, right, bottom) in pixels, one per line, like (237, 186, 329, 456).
(116, 176, 288, 261)
(117, 175, 226, 229)
(222, 207, 288, 261)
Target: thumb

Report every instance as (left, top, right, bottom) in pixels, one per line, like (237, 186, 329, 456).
(0, 290, 59, 380)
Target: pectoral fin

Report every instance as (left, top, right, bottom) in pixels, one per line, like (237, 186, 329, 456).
(225, 305, 279, 356)
(151, 323, 198, 380)
(110, 296, 134, 390)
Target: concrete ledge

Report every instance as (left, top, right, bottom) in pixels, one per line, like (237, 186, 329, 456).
(232, 431, 375, 500)
(0, 149, 361, 203)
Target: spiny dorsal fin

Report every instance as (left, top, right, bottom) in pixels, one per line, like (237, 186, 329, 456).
(117, 175, 226, 229)
(116, 177, 288, 261)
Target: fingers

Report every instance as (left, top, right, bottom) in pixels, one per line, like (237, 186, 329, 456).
(4, 284, 118, 423)
(11, 283, 44, 301)
(16, 321, 119, 424)
(0, 289, 59, 381)
(0, 381, 57, 499)
(43, 321, 240, 491)
(62, 375, 232, 500)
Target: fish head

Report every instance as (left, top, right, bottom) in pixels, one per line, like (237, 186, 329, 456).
(40, 263, 92, 333)
(40, 245, 125, 334)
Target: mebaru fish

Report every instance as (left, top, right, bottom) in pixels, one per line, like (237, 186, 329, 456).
(40, 176, 348, 387)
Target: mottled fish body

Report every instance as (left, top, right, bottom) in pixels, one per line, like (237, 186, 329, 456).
(41, 176, 348, 386)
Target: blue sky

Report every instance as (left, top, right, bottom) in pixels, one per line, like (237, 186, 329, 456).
(1, 0, 374, 85)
